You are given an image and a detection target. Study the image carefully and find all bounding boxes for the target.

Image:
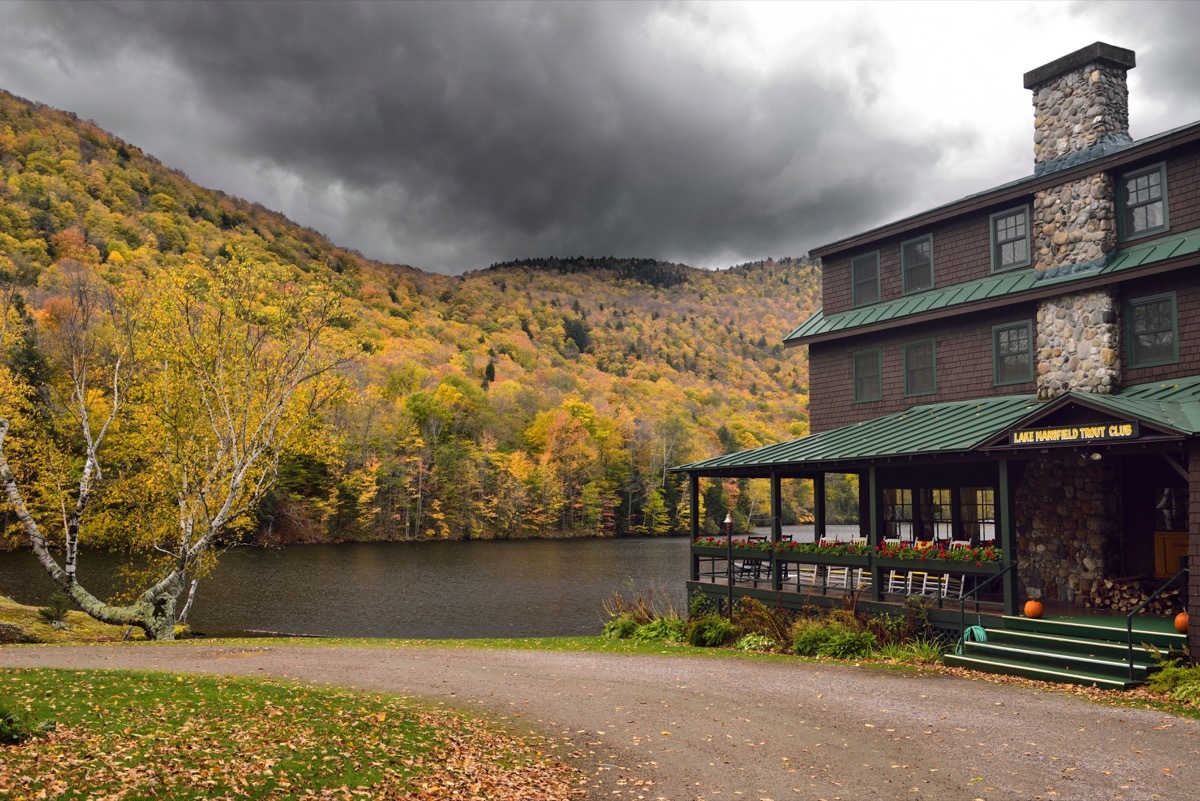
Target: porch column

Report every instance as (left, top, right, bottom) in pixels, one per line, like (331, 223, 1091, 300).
(771, 471, 782, 592)
(814, 474, 826, 543)
(1188, 443, 1200, 658)
(867, 467, 882, 602)
(689, 473, 700, 582)
(999, 459, 1019, 616)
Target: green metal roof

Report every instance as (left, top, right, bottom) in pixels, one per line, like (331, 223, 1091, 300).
(677, 375, 1200, 475)
(787, 228, 1200, 345)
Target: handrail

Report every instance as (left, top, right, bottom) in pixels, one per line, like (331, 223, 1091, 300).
(958, 560, 1017, 650)
(1126, 565, 1189, 681)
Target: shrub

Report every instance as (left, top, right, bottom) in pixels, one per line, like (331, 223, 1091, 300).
(817, 630, 876, 659)
(792, 618, 845, 656)
(687, 616, 735, 647)
(602, 614, 640, 640)
(1147, 663, 1200, 698)
(734, 633, 778, 653)
(632, 616, 687, 643)
(733, 597, 794, 643)
(0, 701, 53, 745)
(37, 592, 71, 626)
(688, 591, 719, 620)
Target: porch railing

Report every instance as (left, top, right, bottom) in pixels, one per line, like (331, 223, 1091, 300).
(957, 560, 1017, 651)
(1126, 564, 1189, 681)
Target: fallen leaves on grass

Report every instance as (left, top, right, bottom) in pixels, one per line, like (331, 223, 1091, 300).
(0, 669, 585, 800)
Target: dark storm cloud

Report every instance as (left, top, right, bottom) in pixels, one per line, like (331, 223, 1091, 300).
(0, 1, 940, 272)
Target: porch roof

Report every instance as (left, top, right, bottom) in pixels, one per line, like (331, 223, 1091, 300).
(676, 375, 1200, 476)
(786, 227, 1200, 346)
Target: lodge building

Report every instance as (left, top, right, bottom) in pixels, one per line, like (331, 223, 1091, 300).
(677, 43, 1200, 682)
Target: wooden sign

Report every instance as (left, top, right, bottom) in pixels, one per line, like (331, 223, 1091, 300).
(1009, 421, 1138, 446)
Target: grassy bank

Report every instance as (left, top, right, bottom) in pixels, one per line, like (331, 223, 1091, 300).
(0, 668, 583, 800)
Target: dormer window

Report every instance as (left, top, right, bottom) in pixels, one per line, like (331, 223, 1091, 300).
(1118, 163, 1168, 240)
(851, 252, 880, 307)
(990, 206, 1031, 272)
(901, 235, 933, 294)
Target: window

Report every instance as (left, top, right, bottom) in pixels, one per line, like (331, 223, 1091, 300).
(851, 252, 880, 307)
(1119, 163, 1169, 240)
(903, 340, 936, 397)
(1126, 292, 1178, 367)
(901, 235, 933, 294)
(960, 488, 996, 544)
(993, 321, 1032, 385)
(990, 206, 1031, 272)
(853, 349, 881, 403)
(884, 488, 914, 541)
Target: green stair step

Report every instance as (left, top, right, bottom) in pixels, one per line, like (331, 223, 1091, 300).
(944, 652, 1139, 689)
(962, 641, 1153, 678)
(1001, 616, 1186, 650)
(986, 629, 1161, 662)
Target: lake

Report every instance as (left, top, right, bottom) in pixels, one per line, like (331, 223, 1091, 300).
(0, 525, 859, 638)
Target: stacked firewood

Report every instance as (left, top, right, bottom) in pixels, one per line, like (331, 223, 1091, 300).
(1085, 578, 1184, 614)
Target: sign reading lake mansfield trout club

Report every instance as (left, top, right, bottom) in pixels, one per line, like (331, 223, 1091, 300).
(1009, 421, 1139, 446)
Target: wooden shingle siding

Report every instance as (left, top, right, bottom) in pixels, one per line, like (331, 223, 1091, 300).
(807, 305, 1037, 432)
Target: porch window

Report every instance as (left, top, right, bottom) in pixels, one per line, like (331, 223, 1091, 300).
(903, 340, 936, 397)
(993, 321, 1032, 385)
(1127, 292, 1178, 367)
(1154, 487, 1188, 532)
(901, 235, 933, 294)
(884, 488, 914, 541)
(928, 488, 954, 542)
(960, 487, 996, 544)
(853, 349, 882, 403)
(1118, 162, 1168, 240)
(852, 252, 880, 307)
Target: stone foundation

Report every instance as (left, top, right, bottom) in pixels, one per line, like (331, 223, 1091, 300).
(1035, 289, 1120, 399)
(1015, 453, 1120, 603)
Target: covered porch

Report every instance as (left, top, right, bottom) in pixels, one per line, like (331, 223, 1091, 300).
(675, 377, 1200, 661)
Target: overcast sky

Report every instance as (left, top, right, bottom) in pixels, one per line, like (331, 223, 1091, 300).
(2, 1, 1198, 274)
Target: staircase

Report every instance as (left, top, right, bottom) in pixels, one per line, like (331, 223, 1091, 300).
(944, 615, 1186, 689)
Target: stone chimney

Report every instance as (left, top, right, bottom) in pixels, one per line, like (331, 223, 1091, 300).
(1025, 43, 1134, 400)
(1025, 42, 1135, 176)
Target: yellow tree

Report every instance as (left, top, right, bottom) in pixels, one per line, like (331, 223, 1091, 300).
(0, 252, 348, 639)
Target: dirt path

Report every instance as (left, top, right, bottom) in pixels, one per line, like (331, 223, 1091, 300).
(3, 643, 1198, 800)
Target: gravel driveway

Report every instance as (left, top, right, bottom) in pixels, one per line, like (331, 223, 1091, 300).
(3, 643, 1197, 800)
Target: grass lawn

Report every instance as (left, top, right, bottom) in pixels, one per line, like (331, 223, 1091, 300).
(0, 668, 584, 800)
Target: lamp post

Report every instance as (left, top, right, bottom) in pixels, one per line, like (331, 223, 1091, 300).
(725, 511, 734, 621)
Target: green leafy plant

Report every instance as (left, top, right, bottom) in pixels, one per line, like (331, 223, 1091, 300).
(601, 614, 639, 640)
(687, 615, 735, 647)
(691, 536, 772, 551)
(734, 633, 778, 652)
(0, 700, 53, 745)
(632, 616, 687, 643)
(688, 590, 720, 620)
(775, 539, 869, 556)
(817, 630, 876, 659)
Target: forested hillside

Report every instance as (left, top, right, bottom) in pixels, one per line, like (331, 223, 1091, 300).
(0, 88, 833, 548)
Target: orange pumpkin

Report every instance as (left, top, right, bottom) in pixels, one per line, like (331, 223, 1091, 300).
(1024, 599, 1044, 619)
(1175, 612, 1189, 634)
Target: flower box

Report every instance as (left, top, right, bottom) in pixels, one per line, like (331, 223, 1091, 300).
(873, 556, 1001, 575)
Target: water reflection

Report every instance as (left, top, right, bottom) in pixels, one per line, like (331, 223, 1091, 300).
(0, 538, 690, 639)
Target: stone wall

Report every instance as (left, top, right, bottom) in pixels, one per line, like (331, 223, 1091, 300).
(1015, 453, 1120, 602)
(1035, 289, 1120, 399)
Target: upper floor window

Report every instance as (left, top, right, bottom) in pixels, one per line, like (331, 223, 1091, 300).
(851, 252, 880, 307)
(993, 321, 1032, 385)
(903, 340, 936, 397)
(1119, 163, 1169, 240)
(990, 206, 1031, 272)
(901, 235, 933, 294)
(1126, 292, 1178, 367)
(853, 349, 882, 403)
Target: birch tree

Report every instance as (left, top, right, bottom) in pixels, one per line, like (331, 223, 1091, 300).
(0, 253, 348, 639)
